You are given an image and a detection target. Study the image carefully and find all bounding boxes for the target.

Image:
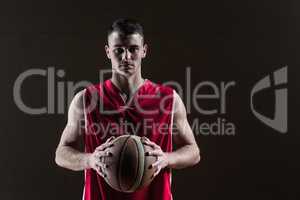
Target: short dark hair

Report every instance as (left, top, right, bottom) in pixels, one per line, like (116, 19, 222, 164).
(107, 18, 144, 39)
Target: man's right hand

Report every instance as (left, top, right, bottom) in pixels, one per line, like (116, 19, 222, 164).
(88, 136, 115, 178)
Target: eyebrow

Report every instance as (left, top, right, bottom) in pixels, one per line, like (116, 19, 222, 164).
(113, 44, 140, 48)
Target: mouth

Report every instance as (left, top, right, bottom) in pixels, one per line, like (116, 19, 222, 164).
(120, 63, 134, 68)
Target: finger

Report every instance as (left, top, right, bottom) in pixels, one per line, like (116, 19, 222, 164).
(152, 166, 161, 178)
(96, 167, 107, 178)
(106, 136, 115, 143)
(152, 143, 161, 150)
(102, 150, 113, 158)
(96, 150, 113, 159)
(96, 141, 113, 151)
(154, 168, 160, 176)
(141, 137, 152, 144)
(141, 136, 149, 142)
(95, 141, 114, 151)
(95, 163, 108, 177)
(142, 140, 161, 150)
(143, 138, 160, 149)
(95, 163, 103, 172)
(151, 159, 162, 168)
(95, 137, 115, 151)
(142, 140, 156, 148)
(146, 150, 163, 156)
(95, 151, 106, 158)
(95, 161, 107, 169)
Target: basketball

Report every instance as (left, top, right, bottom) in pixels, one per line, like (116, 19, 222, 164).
(103, 135, 157, 193)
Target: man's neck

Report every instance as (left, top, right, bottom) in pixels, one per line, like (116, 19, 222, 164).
(110, 73, 145, 97)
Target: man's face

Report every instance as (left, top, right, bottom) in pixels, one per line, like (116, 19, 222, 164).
(105, 32, 147, 77)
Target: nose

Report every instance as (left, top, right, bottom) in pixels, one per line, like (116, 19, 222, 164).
(122, 49, 131, 61)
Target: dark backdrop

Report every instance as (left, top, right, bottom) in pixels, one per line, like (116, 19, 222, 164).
(1, 0, 299, 199)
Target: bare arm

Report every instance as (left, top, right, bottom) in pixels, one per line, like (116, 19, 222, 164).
(55, 89, 115, 175)
(143, 91, 200, 176)
(55, 89, 90, 171)
(167, 91, 201, 169)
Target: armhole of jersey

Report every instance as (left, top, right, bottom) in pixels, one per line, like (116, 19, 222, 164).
(170, 89, 176, 146)
(170, 89, 176, 193)
(82, 88, 87, 200)
(82, 183, 86, 200)
(82, 88, 88, 136)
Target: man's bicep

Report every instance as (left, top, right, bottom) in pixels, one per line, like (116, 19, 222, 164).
(58, 90, 86, 147)
(172, 91, 197, 147)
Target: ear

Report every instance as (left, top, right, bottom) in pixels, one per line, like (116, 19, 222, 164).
(142, 44, 148, 58)
(105, 45, 111, 59)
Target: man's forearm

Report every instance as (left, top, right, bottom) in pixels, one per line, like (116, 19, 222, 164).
(55, 146, 91, 171)
(167, 144, 200, 169)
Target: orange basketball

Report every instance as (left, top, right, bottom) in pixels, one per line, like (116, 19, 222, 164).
(103, 135, 157, 193)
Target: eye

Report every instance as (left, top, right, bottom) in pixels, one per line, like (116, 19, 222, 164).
(128, 46, 139, 53)
(113, 48, 124, 55)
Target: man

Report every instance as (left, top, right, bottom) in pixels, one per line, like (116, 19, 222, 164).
(55, 18, 200, 200)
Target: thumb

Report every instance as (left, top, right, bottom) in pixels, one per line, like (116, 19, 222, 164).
(106, 136, 115, 143)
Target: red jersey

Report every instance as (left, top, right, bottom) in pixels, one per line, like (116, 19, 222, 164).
(83, 79, 175, 200)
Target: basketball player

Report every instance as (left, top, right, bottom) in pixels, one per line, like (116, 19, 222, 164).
(55, 18, 200, 200)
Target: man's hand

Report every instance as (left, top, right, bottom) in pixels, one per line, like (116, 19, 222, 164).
(88, 136, 115, 178)
(142, 137, 169, 178)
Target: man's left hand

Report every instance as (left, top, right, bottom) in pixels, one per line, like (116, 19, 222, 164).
(141, 137, 169, 178)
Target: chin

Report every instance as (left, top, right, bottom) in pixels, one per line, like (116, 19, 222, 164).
(121, 66, 136, 73)
(118, 69, 135, 77)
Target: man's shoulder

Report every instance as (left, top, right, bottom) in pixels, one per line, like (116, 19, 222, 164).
(73, 89, 86, 101)
(85, 82, 102, 92)
(84, 80, 111, 95)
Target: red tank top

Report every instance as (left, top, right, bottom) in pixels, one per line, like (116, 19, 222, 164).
(83, 79, 174, 200)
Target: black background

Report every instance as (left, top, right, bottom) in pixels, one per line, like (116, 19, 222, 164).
(1, 0, 299, 199)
